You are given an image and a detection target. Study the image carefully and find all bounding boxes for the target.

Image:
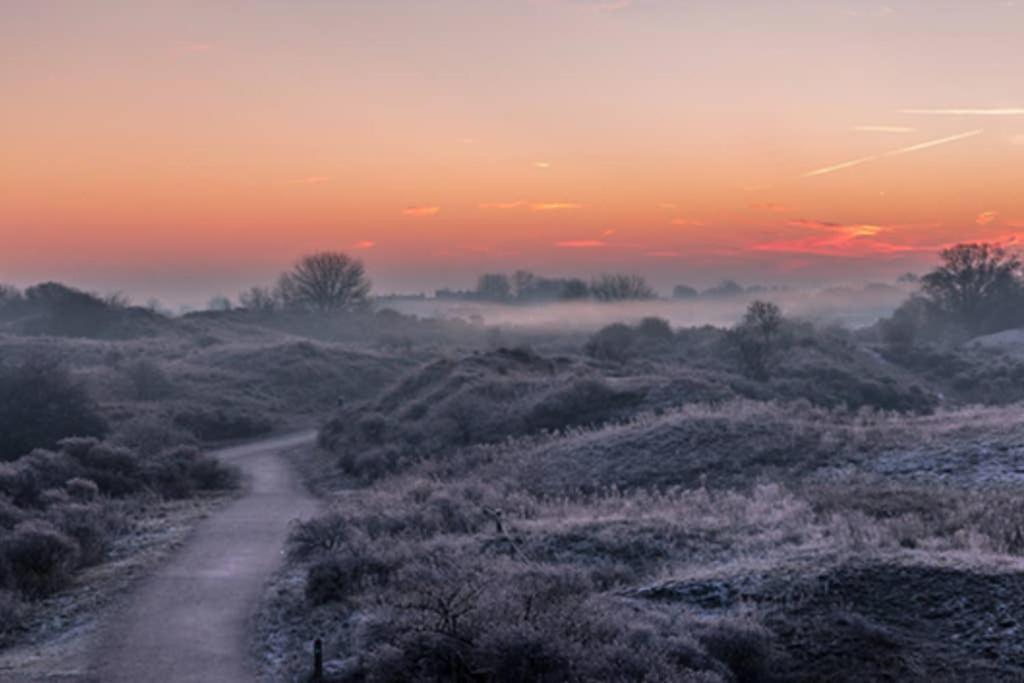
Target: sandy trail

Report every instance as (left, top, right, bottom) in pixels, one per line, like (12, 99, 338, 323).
(90, 431, 319, 683)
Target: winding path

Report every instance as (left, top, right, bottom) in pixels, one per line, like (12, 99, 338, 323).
(91, 431, 319, 682)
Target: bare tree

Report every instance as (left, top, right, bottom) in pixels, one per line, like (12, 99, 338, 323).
(589, 274, 656, 301)
(239, 286, 278, 313)
(277, 252, 372, 312)
(921, 243, 1023, 335)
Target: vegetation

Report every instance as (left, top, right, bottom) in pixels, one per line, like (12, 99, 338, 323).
(0, 358, 108, 461)
(277, 252, 372, 312)
(0, 436, 238, 635)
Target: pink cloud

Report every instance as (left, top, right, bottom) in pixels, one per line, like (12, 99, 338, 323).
(671, 218, 705, 226)
(403, 205, 441, 216)
(351, 240, 375, 250)
(531, 202, 583, 211)
(976, 211, 999, 225)
(754, 220, 939, 258)
(555, 240, 606, 248)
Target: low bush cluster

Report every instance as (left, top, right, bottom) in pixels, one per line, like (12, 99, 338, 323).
(173, 407, 273, 441)
(0, 436, 239, 620)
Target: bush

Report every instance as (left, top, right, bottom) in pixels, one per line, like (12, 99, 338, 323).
(0, 520, 80, 598)
(585, 323, 636, 362)
(113, 416, 197, 457)
(0, 358, 108, 461)
(123, 359, 174, 400)
(144, 446, 240, 499)
(47, 502, 113, 567)
(636, 316, 674, 343)
(173, 407, 273, 441)
(0, 590, 25, 640)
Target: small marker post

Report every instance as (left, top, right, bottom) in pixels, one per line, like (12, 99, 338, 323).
(313, 638, 323, 682)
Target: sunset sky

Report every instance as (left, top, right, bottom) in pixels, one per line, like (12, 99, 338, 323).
(2, 0, 1024, 303)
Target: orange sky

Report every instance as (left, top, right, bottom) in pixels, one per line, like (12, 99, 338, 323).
(2, 0, 1024, 302)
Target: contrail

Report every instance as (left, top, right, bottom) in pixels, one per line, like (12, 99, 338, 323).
(802, 129, 983, 178)
(882, 128, 984, 156)
(803, 155, 879, 178)
(901, 108, 1024, 116)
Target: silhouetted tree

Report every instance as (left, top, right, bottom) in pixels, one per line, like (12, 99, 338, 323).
(277, 252, 371, 312)
(238, 286, 278, 313)
(730, 300, 783, 380)
(476, 273, 511, 301)
(703, 280, 744, 298)
(590, 274, 656, 301)
(920, 243, 1023, 335)
(561, 278, 590, 300)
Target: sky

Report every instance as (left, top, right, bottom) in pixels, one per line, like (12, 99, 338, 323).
(2, 0, 1023, 304)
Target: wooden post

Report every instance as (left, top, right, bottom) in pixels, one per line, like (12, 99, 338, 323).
(313, 638, 323, 682)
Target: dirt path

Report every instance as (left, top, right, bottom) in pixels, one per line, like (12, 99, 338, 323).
(89, 431, 319, 683)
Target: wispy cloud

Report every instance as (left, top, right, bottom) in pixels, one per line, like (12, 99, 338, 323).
(755, 220, 941, 257)
(351, 240, 376, 249)
(403, 205, 441, 216)
(749, 202, 789, 212)
(671, 218, 705, 226)
(657, 202, 677, 210)
(977, 211, 999, 226)
(531, 202, 583, 211)
(854, 125, 916, 133)
(555, 240, 606, 248)
(478, 201, 525, 209)
(902, 108, 1024, 116)
(533, 161, 551, 169)
(802, 129, 983, 178)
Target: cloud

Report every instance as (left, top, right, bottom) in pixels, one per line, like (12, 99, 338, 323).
(976, 211, 999, 225)
(853, 125, 916, 133)
(351, 240, 376, 250)
(657, 202, 677, 210)
(478, 201, 525, 209)
(403, 205, 441, 216)
(787, 218, 841, 230)
(802, 129, 983, 178)
(601, 228, 617, 236)
(647, 250, 680, 257)
(671, 218, 705, 226)
(531, 202, 583, 211)
(901, 108, 1024, 116)
(753, 220, 938, 258)
(533, 161, 551, 169)
(555, 240, 606, 248)
(749, 202, 789, 212)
